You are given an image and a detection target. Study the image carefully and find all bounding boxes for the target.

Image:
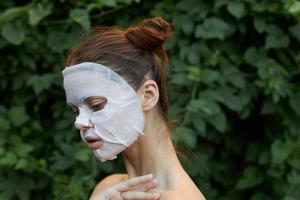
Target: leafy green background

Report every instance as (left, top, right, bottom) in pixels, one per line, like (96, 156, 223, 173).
(1, 0, 300, 199)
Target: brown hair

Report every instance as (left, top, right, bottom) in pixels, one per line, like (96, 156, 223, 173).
(65, 17, 173, 122)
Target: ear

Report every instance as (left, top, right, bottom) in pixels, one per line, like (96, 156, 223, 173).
(137, 80, 159, 112)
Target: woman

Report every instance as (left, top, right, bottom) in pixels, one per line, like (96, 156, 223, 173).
(62, 17, 205, 200)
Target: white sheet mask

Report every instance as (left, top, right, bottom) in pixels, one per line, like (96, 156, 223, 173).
(62, 62, 145, 162)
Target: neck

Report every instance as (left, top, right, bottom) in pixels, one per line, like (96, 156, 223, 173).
(122, 110, 183, 189)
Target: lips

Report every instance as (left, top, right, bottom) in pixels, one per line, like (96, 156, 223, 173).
(85, 136, 103, 150)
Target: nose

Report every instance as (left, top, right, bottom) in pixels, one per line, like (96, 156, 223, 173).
(75, 120, 94, 130)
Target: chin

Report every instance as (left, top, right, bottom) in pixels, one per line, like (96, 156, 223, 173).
(93, 150, 116, 161)
(92, 142, 127, 162)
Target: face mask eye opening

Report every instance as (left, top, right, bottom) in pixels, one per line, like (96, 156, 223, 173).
(90, 104, 105, 112)
(84, 96, 108, 112)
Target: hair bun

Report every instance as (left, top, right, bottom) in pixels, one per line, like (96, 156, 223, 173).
(125, 17, 173, 52)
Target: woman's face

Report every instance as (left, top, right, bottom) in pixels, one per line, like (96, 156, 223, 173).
(63, 62, 145, 162)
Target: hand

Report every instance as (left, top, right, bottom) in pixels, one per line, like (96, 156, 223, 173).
(91, 174, 160, 200)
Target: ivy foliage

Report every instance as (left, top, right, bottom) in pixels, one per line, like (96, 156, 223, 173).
(0, 0, 300, 199)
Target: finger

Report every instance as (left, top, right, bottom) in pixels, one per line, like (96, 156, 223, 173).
(114, 174, 154, 192)
(141, 179, 159, 191)
(131, 179, 159, 192)
(107, 193, 123, 200)
(122, 191, 160, 200)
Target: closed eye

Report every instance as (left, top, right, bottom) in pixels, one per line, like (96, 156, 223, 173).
(84, 96, 107, 112)
(89, 102, 106, 112)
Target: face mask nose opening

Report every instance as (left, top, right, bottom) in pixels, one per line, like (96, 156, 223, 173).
(75, 113, 93, 130)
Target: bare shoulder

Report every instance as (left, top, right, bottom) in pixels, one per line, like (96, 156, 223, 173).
(90, 173, 128, 199)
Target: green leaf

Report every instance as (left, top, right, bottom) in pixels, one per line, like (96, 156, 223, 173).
(227, 2, 246, 19)
(170, 73, 188, 85)
(15, 159, 29, 170)
(214, 0, 230, 9)
(265, 25, 289, 49)
(173, 127, 197, 148)
(0, 116, 10, 131)
(220, 63, 246, 89)
(70, 8, 91, 30)
(188, 99, 221, 115)
(271, 140, 290, 165)
(236, 166, 263, 189)
(244, 47, 261, 67)
(60, 143, 75, 157)
(288, 2, 300, 14)
(100, 0, 118, 7)
(51, 152, 75, 171)
(182, 21, 194, 35)
(47, 31, 75, 53)
(287, 170, 300, 185)
(1, 20, 26, 45)
(28, 3, 52, 26)
(0, 175, 34, 200)
(219, 87, 243, 111)
(202, 69, 220, 84)
(87, 2, 104, 11)
(200, 89, 224, 103)
(27, 74, 56, 94)
(289, 91, 300, 116)
(75, 148, 91, 162)
(195, 17, 230, 40)
(0, 152, 17, 166)
(265, 34, 289, 49)
(15, 143, 34, 157)
(0, 147, 4, 156)
(250, 2, 273, 12)
(176, 0, 208, 17)
(8, 106, 29, 127)
(192, 114, 206, 136)
(258, 151, 270, 165)
(187, 51, 200, 65)
(0, 6, 28, 21)
(208, 111, 226, 133)
(187, 67, 201, 81)
(289, 23, 300, 43)
(254, 17, 266, 33)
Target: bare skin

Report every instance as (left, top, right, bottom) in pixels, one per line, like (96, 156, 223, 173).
(90, 174, 161, 200)
(87, 79, 206, 200)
